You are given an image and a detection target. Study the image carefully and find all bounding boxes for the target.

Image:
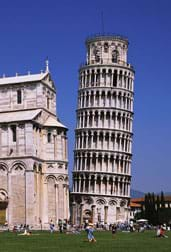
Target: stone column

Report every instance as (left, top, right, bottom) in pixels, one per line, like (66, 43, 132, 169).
(106, 176, 109, 194)
(63, 185, 66, 219)
(88, 176, 91, 193)
(80, 203, 84, 225)
(113, 178, 116, 194)
(7, 172, 12, 227)
(100, 70, 102, 85)
(80, 155, 82, 170)
(25, 170, 35, 226)
(122, 74, 125, 88)
(111, 70, 114, 86)
(92, 112, 95, 128)
(85, 73, 87, 87)
(94, 71, 97, 85)
(99, 91, 102, 107)
(79, 177, 81, 193)
(91, 205, 95, 224)
(83, 176, 86, 192)
(123, 136, 126, 152)
(72, 202, 76, 225)
(116, 93, 118, 108)
(120, 94, 123, 109)
(42, 180, 48, 227)
(76, 156, 79, 171)
(117, 180, 119, 195)
(36, 169, 40, 225)
(55, 184, 58, 223)
(100, 176, 103, 194)
(104, 206, 108, 224)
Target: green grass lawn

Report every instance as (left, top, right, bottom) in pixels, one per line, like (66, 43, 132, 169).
(0, 230, 170, 252)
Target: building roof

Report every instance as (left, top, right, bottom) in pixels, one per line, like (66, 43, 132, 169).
(130, 202, 142, 208)
(131, 198, 144, 203)
(0, 72, 48, 85)
(44, 116, 67, 129)
(0, 109, 67, 129)
(86, 33, 128, 45)
(0, 109, 41, 123)
(131, 195, 171, 203)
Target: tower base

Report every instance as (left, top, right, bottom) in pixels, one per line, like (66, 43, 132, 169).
(71, 194, 130, 226)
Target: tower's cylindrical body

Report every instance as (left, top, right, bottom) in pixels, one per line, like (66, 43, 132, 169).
(71, 35, 135, 225)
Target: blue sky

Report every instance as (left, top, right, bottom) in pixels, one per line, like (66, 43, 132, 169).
(0, 0, 171, 193)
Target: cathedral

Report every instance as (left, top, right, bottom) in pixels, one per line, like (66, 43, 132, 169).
(0, 62, 69, 229)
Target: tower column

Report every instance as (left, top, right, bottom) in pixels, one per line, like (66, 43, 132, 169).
(104, 206, 108, 224)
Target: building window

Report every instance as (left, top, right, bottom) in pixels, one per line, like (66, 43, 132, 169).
(104, 43, 109, 53)
(47, 97, 50, 109)
(11, 125, 16, 142)
(112, 50, 119, 63)
(17, 90, 22, 104)
(47, 132, 51, 143)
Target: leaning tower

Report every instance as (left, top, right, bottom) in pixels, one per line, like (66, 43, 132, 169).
(71, 35, 134, 225)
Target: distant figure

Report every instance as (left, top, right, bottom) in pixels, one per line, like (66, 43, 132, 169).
(129, 221, 134, 232)
(156, 224, 168, 238)
(112, 224, 117, 237)
(18, 229, 32, 236)
(50, 219, 55, 233)
(59, 221, 63, 233)
(4, 220, 8, 227)
(85, 223, 96, 242)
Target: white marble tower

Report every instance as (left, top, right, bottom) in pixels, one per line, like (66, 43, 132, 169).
(71, 35, 135, 225)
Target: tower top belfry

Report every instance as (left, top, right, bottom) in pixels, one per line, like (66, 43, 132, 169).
(85, 34, 129, 66)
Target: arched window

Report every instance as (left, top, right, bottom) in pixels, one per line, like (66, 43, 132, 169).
(47, 97, 50, 109)
(113, 70, 117, 87)
(112, 50, 119, 63)
(11, 125, 16, 142)
(47, 132, 51, 143)
(104, 42, 109, 53)
(17, 89, 22, 104)
(94, 48, 100, 63)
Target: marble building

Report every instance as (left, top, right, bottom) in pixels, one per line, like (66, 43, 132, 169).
(0, 62, 69, 228)
(71, 35, 135, 225)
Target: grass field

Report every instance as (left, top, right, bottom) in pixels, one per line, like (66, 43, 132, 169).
(0, 230, 170, 252)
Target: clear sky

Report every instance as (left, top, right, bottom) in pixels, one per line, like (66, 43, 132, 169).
(0, 0, 170, 193)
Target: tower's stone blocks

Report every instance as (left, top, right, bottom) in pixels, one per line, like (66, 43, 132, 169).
(71, 35, 135, 225)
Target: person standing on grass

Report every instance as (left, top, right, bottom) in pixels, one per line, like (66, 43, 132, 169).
(112, 224, 117, 238)
(85, 223, 96, 242)
(50, 219, 55, 233)
(85, 224, 90, 241)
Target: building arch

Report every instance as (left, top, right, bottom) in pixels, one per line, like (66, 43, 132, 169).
(0, 163, 8, 175)
(83, 209, 92, 221)
(10, 161, 26, 225)
(47, 175, 56, 222)
(56, 175, 65, 182)
(11, 162, 26, 175)
(96, 198, 106, 205)
(45, 175, 57, 183)
(0, 189, 8, 201)
(109, 199, 117, 206)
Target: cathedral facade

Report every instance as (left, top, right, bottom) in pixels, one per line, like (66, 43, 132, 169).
(71, 35, 135, 225)
(0, 63, 69, 228)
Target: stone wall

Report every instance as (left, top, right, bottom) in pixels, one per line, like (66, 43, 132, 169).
(0, 82, 56, 115)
